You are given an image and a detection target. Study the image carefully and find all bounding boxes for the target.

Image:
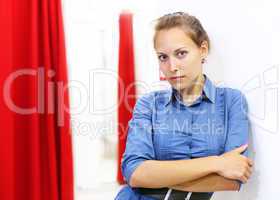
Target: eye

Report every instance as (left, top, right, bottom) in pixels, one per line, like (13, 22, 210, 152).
(176, 50, 188, 58)
(158, 54, 168, 62)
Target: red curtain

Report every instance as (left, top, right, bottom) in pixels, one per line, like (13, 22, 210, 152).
(0, 0, 74, 199)
(117, 11, 136, 184)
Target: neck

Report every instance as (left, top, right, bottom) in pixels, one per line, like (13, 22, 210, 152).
(179, 74, 205, 105)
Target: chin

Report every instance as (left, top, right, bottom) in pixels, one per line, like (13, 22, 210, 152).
(171, 82, 188, 91)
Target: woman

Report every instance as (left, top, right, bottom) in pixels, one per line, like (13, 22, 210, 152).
(115, 12, 253, 200)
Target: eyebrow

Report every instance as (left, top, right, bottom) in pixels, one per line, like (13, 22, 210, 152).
(156, 47, 188, 55)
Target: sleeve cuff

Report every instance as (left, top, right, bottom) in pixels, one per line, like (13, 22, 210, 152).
(122, 158, 146, 186)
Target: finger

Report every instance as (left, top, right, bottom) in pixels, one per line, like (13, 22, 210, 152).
(245, 165, 253, 179)
(247, 158, 254, 166)
(234, 144, 248, 153)
(244, 163, 254, 176)
(245, 167, 253, 178)
(237, 174, 246, 183)
(241, 155, 248, 160)
(248, 167, 253, 174)
(240, 175, 248, 184)
(244, 170, 251, 180)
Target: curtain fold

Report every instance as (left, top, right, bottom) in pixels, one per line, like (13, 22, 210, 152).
(0, 0, 74, 199)
(0, 0, 14, 199)
(117, 11, 136, 184)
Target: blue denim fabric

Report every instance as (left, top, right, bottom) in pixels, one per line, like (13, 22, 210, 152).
(115, 74, 250, 199)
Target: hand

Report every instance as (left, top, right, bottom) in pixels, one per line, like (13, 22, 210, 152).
(216, 144, 253, 183)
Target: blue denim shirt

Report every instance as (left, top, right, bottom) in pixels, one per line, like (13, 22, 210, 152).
(115, 74, 249, 200)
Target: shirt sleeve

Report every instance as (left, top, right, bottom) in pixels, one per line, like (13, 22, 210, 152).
(121, 93, 155, 186)
(224, 89, 250, 191)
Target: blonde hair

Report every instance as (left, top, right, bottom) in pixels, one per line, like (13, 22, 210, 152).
(153, 12, 210, 51)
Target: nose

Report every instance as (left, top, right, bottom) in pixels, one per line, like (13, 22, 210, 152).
(169, 57, 179, 72)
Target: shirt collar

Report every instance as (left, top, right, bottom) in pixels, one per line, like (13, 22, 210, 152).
(164, 74, 216, 107)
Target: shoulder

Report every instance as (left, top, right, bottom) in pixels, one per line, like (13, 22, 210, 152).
(135, 89, 171, 107)
(216, 86, 248, 111)
(132, 89, 170, 117)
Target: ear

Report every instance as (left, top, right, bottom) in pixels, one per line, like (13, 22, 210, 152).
(199, 40, 209, 59)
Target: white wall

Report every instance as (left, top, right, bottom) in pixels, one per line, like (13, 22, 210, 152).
(63, 0, 280, 199)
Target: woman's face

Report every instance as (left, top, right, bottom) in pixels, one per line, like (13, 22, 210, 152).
(154, 27, 208, 91)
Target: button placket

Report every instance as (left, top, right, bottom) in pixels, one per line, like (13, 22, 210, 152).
(207, 89, 226, 155)
(188, 106, 197, 152)
(189, 111, 193, 150)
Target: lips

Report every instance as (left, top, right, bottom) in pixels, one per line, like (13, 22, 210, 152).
(169, 75, 186, 80)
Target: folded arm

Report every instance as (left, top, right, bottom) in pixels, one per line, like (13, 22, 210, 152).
(129, 156, 220, 188)
(123, 91, 251, 191)
(170, 173, 240, 192)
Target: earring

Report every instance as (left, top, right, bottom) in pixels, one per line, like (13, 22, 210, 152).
(201, 58, 206, 64)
